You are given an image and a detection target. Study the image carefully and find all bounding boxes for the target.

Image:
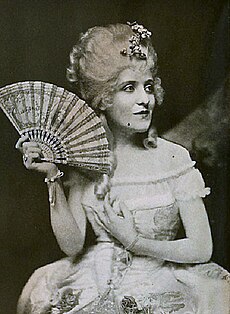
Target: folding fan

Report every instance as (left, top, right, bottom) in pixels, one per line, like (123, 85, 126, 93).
(0, 81, 110, 173)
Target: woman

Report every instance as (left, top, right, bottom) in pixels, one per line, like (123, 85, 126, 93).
(16, 23, 229, 314)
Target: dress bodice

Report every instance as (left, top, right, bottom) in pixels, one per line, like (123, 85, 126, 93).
(81, 138, 210, 243)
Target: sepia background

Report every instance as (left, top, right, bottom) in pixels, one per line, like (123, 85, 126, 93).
(0, 1, 229, 313)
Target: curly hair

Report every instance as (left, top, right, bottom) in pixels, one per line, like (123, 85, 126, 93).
(67, 23, 164, 109)
(66, 23, 164, 198)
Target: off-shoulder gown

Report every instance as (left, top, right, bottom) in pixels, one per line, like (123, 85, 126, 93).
(17, 138, 230, 314)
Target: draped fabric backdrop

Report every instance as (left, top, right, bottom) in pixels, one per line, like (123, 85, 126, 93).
(0, 1, 228, 313)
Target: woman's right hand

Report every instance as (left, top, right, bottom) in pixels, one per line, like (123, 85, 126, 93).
(15, 135, 58, 177)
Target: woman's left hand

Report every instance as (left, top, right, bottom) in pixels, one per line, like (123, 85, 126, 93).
(96, 193, 138, 247)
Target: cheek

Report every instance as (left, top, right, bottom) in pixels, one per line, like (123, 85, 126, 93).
(108, 105, 126, 118)
(111, 95, 133, 116)
(149, 96, 156, 111)
(149, 96, 156, 110)
(105, 105, 128, 125)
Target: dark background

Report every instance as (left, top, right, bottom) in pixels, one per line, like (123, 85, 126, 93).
(0, 1, 229, 313)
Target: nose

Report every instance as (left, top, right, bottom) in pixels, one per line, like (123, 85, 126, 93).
(136, 87, 149, 107)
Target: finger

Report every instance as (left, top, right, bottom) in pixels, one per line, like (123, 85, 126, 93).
(28, 152, 41, 160)
(15, 135, 29, 152)
(23, 152, 42, 169)
(119, 202, 132, 219)
(94, 209, 110, 226)
(103, 193, 111, 212)
(104, 194, 117, 220)
(93, 213, 111, 233)
(112, 199, 123, 216)
(26, 146, 43, 155)
(103, 185, 110, 196)
(23, 156, 36, 170)
(22, 142, 40, 149)
(22, 142, 40, 155)
(109, 193, 118, 206)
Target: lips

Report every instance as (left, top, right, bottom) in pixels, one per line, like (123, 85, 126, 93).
(133, 110, 149, 115)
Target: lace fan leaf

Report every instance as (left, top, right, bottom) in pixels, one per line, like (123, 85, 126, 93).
(0, 81, 110, 173)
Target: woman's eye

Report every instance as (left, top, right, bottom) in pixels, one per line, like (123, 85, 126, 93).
(123, 84, 135, 92)
(145, 84, 154, 93)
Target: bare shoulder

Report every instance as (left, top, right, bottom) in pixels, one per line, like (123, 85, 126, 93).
(152, 137, 193, 171)
(157, 137, 190, 156)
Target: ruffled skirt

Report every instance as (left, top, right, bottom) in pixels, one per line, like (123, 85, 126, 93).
(17, 242, 230, 314)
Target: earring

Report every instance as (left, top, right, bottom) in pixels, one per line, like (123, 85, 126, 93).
(143, 126, 158, 149)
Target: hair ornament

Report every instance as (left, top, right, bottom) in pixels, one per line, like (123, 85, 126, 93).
(120, 21, 152, 60)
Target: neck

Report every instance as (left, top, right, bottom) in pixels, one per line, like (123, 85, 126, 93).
(108, 121, 145, 150)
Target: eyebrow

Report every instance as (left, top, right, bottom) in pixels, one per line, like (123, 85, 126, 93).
(117, 80, 136, 88)
(145, 79, 154, 84)
(117, 79, 154, 88)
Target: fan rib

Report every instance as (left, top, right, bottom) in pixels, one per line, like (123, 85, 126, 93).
(0, 81, 110, 173)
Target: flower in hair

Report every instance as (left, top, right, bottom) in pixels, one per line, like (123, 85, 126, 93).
(120, 22, 152, 60)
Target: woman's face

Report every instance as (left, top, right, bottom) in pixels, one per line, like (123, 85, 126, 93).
(105, 67, 155, 133)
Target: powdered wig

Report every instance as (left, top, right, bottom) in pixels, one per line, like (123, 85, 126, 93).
(66, 23, 164, 198)
(67, 23, 164, 111)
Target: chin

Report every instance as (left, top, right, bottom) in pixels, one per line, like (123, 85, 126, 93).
(128, 122, 150, 133)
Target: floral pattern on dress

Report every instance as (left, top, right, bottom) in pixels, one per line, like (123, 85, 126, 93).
(49, 288, 81, 314)
(120, 292, 186, 314)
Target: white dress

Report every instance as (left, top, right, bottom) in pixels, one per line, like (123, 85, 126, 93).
(17, 138, 230, 314)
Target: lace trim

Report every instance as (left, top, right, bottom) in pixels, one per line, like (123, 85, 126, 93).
(188, 263, 230, 283)
(175, 187, 211, 201)
(111, 161, 196, 186)
(173, 168, 211, 201)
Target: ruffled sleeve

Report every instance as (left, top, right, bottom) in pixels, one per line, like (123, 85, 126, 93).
(167, 144, 210, 201)
(171, 168, 210, 201)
